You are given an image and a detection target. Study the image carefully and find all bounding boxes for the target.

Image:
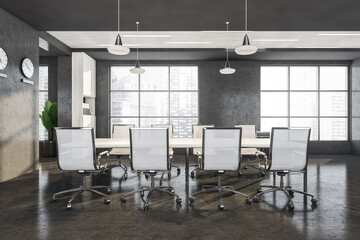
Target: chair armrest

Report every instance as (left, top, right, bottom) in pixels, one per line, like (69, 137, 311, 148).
(97, 150, 110, 169)
(168, 155, 173, 170)
(198, 155, 203, 169)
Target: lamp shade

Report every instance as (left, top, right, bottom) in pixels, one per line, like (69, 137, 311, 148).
(130, 60, 145, 74)
(107, 34, 130, 55)
(235, 34, 257, 55)
(220, 67, 236, 75)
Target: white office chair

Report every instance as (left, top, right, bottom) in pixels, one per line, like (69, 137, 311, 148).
(235, 125, 268, 176)
(191, 124, 215, 178)
(253, 127, 318, 210)
(104, 124, 135, 179)
(52, 128, 111, 210)
(120, 128, 182, 210)
(151, 124, 181, 177)
(189, 128, 251, 210)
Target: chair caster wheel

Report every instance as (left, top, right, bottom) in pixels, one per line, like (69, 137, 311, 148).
(261, 171, 266, 177)
(106, 188, 112, 194)
(287, 201, 295, 211)
(253, 196, 259, 203)
(140, 191, 145, 197)
(218, 203, 224, 210)
(289, 193, 294, 198)
(245, 198, 252, 205)
(168, 172, 171, 179)
(257, 187, 262, 193)
(104, 198, 110, 204)
(143, 204, 149, 210)
(190, 172, 195, 178)
(66, 203, 72, 210)
(177, 169, 181, 175)
(244, 166, 248, 170)
(121, 196, 127, 202)
(145, 173, 149, 179)
(170, 189, 175, 193)
(124, 173, 128, 180)
(189, 196, 195, 203)
(288, 189, 294, 194)
(311, 198, 318, 205)
(51, 196, 57, 202)
(238, 172, 242, 177)
(176, 198, 182, 205)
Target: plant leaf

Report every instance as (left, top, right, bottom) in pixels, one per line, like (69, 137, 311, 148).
(48, 103, 58, 127)
(40, 111, 54, 132)
(44, 100, 52, 113)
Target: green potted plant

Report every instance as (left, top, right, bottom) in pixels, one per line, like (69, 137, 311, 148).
(39, 100, 58, 157)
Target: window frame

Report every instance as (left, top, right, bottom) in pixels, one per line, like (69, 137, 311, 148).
(109, 64, 199, 138)
(260, 64, 350, 142)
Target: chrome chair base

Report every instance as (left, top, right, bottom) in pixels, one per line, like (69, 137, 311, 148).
(51, 185, 111, 210)
(102, 156, 128, 179)
(242, 155, 267, 176)
(253, 173, 318, 210)
(120, 172, 182, 210)
(189, 172, 251, 210)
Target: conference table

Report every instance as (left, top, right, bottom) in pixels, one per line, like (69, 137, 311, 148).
(95, 137, 308, 199)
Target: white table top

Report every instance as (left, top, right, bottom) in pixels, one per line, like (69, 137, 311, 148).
(95, 138, 270, 149)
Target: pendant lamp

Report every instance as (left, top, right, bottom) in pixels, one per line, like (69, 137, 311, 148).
(220, 22, 236, 75)
(130, 22, 145, 74)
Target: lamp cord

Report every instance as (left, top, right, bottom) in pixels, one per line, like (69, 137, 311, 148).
(117, 0, 120, 33)
(136, 22, 139, 60)
(245, 0, 247, 32)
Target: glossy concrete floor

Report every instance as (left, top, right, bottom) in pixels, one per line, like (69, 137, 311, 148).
(0, 154, 360, 240)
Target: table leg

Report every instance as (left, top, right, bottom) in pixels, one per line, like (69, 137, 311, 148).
(304, 167, 307, 192)
(185, 148, 190, 199)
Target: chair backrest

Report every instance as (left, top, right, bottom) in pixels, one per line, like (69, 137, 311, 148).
(151, 124, 173, 138)
(234, 125, 256, 138)
(270, 127, 311, 172)
(55, 128, 96, 171)
(193, 124, 215, 138)
(112, 124, 135, 139)
(202, 128, 242, 171)
(130, 128, 169, 172)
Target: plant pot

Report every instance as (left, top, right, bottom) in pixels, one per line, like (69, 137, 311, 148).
(41, 140, 57, 157)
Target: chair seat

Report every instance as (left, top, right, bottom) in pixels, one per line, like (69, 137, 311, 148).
(110, 148, 131, 156)
(241, 148, 266, 156)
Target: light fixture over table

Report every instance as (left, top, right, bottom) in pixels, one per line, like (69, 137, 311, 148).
(130, 22, 145, 74)
(220, 22, 236, 75)
(107, 0, 130, 55)
(235, 0, 257, 55)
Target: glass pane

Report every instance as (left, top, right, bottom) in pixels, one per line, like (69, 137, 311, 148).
(140, 92, 169, 116)
(140, 67, 168, 90)
(39, 66, 48, 91)
(140, 118, 168, 127)
(170, 118, 198, 138)
(111, 92, 139, 116)
(290, 118, 318, 140)
(290, 66, 318, 90)
(39, 92, 48, 114)
(111, 66, 139, 90)
(39, 119, 48, 141)
(261, 92, 288, 116)
(320, 66, 348, 90)
(260, 118, 288, 132)
(261, 66, 288, 90)
(290, 92, 318, 116)
(320, 92, 347, 116)
(320, 118, 347, 140)
(170, 66, 198, 90)
(170, 92, 198, 117)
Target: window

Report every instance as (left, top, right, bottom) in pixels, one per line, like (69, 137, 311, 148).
(261, 66, 348, 141)
(110, 66, 198, 138)
(39, 66, 48, 141)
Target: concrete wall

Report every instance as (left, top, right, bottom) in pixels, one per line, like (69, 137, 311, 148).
(351, 59, 360, 154)
(57, 56, 72, 127)
(0, 7, 39, 182)
(95, 60, 352, 154)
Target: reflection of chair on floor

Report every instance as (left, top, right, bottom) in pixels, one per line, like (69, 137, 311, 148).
(191, 124, 214, 178)
(52, 128, 111, 210)
(120, 128, 182, 210)
(234, 125, 267, 176)
(253, 127, 318, 211)
(104, 124, 135, 179)
(151, 124, 181, 178)
(189, 128, 251, 210)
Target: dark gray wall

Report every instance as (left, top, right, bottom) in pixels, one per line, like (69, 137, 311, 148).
(39, 57, 57, 103)
(57, 56, 72, 127)
(96, 60, 352, 154)
(351, 59, 360, 154)
(0, 7, 39, 182)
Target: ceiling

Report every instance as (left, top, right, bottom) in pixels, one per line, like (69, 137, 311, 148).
(1, 0, 360, 31)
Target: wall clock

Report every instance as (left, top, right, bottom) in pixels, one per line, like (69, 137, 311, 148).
(21, 58, 34, 79)
(0, 47, 8, 70)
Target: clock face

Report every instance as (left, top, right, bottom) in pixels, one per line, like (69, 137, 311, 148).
(0, 47, 8, 70)
(21, 58, 34, 79)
